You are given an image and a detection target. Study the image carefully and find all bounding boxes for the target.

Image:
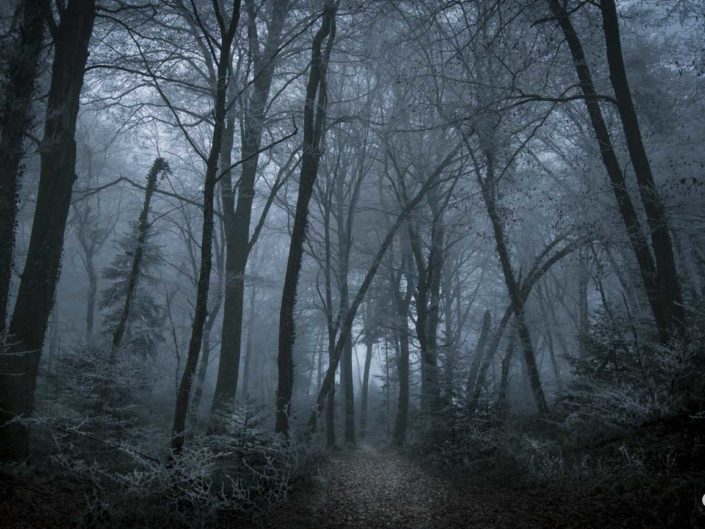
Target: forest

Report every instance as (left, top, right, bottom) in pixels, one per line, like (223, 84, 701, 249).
(0, 0, 704, 527)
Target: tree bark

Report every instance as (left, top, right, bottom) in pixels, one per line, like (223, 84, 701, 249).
(275, 1, 336, 438)
(465, 310, 491, 402)
(409, 189, 444, 424)
(240, 277, 257, 400)
(171, 1, 241, 455)
(0, 0, 46, 333)
(336, 171, 356, 447)
(0, 0, 96, 462)
(212, 0, 290, 414)
(391, 269, 412, 446)
(546, 0, 677, 344)
(478, 150, 548, 414)
(497, 326, 516, 422)
(359, 337, 373, 441)
(599, 0, 683, 341)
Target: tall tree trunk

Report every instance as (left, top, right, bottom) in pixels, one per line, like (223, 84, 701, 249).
(391, 301, 411, 446)
(0, 0, 46, 333)
(275, 1, 336, 438)
(336, 174, 356, 447)
(341, 323, 355, 446)
(190, 261, 224, 425)
(171, 2, 241, 455)
(497, 324, 516, 422)
(325, 369, 336, 446)
(546, 0, 675, 344)
(577, 249, 590, 358)
(599, 0, 683, 341)
(359, 338, 373, 441)
(241, 278, 257, 400)
(409, 183, 445, 428)
(212, 0, 290, 414)
(0, 0, 96, 462)
(465, 310, 491, 401)
(85, 248, 97, 338)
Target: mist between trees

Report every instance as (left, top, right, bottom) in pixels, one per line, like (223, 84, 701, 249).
(0, 1, 704, 528)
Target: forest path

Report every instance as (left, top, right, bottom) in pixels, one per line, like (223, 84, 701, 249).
(256, 445, 611, 529)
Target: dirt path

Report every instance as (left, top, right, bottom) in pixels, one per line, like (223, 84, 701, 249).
(255, 446, 635, 529)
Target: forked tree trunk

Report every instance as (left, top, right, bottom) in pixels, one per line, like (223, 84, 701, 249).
(479, 150, 548, 414)
(336, 176, 356, 447)
(0, 0, 96, 462)
(0, 0, 46, 332)
(212, 0, 290, 414)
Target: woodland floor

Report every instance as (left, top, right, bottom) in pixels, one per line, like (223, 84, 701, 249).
(247, 445, 645, 529)
(2, 431, 699, 528)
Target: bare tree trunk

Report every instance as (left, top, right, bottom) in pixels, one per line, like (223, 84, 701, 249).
(599, 0, 683, 341)
(326, 372, 336, 446)
(341, 325, 355, 446)
(0, 0, 96, 462)
(212, 0, 290, 413)
(85, 257, 97, 338)
(577, 249, 590, 358)
(547, 0, 677, 344)
(171, 2, 241, 455)
(465, 310, 491, 402)
(467, 239, 578, 417)
(276, 1, 336, 438)
(409, 193, 443, 425)
(0, 0, 46, 332)
(241, 278, 257, 400)
(336, 175, 356, 447)
(191, 239, 224, 425)
(359, 338, 373, 441)
(497, 324, 516, 422)
(392, 307, 411, 446)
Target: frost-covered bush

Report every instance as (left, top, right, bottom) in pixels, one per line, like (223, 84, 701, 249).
(14, 403, 322, 528)
(561, 306, 705, 431)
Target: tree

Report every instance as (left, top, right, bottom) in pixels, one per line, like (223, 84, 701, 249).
(0, 0, 97, 462)
(0, 0, 46, 332)
(171, 0, 242, 455)
(105, 157, 169, 359)
(545, 0, 683, 344)
(275, 0, 337, 438)
(211, 0, 291, 415)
